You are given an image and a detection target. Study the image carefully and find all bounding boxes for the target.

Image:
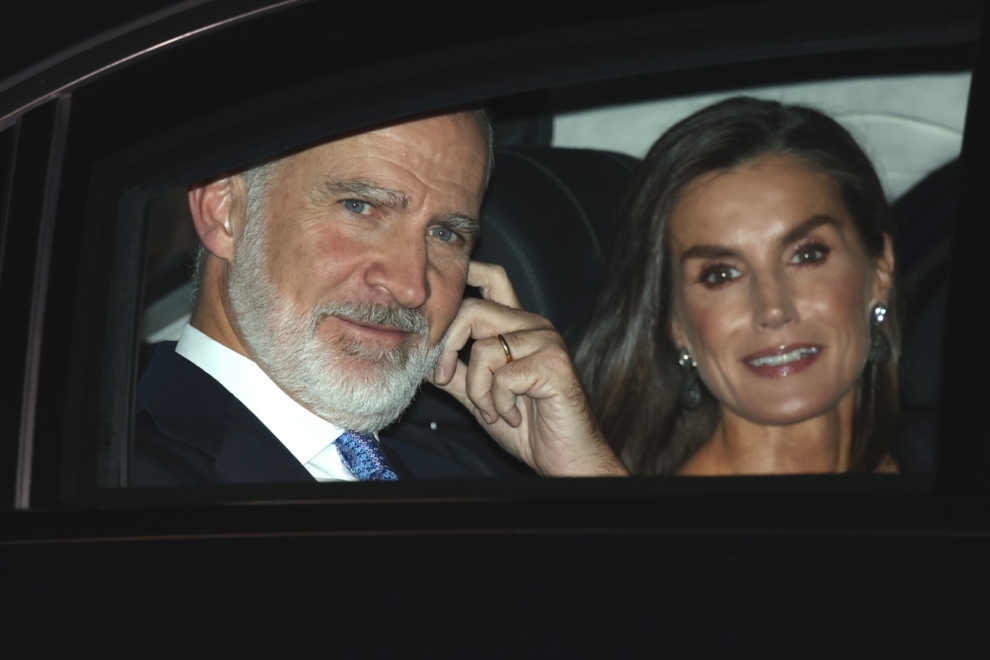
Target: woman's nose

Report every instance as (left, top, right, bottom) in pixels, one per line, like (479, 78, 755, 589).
(752, 272, 798, 330)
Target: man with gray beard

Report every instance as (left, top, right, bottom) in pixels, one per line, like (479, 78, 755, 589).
(133, 111, 627, 484)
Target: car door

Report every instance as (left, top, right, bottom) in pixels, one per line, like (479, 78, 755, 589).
(1, 2, 986, 656)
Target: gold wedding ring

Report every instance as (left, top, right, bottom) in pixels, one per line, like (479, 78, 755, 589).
(496, 334, 513, 364)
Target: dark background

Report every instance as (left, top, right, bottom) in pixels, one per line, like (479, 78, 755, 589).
(0, 0, 185, 84)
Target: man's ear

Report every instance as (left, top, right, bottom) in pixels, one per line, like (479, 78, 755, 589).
(188, 176, 240, 263)
(871, 231, 896, 304)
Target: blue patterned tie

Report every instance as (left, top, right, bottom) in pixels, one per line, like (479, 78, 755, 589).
(334, 431, 398, 481)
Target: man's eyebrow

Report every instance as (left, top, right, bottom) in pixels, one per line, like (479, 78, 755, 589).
(319, 178, 410, 209)
(434, 210, 481, 238)
(679, 215, 841, 261)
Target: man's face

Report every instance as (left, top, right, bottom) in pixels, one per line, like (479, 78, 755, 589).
(228, 113, 487, 430)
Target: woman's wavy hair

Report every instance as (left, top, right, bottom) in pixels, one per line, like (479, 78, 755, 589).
(575, 96, 900, 475)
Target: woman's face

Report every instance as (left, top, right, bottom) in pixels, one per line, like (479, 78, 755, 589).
(667, 154, 893, 426)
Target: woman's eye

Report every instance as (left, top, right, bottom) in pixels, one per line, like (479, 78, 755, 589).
(429, 226, 456, 242)
(790, 243, 831, 265)
(700, 264, 741, 286)
(342, 199, 371, 215)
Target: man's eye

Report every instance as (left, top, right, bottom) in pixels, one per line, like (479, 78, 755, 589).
(700, 264, 741, 286)
(429, 226, 456, 242)
(342, 199, 372, 215)
(790, 242, 831, 265)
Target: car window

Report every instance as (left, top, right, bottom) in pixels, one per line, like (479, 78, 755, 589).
(553, 72, 971, 201)
(2, 10, 986, 656)
(2, 1, 983, 509)
(128, 74, 970, 493)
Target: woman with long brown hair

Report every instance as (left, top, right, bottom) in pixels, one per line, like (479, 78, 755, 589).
(575, 97, 899, 475)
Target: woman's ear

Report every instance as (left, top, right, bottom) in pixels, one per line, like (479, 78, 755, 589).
(188, 176, 241, 263)
(872, 231, 896, 304)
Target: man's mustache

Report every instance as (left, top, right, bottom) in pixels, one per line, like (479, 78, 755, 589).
(315, 302, 430, 338)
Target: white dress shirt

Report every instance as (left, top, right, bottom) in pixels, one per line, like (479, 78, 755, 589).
(174, 324, 357, 482)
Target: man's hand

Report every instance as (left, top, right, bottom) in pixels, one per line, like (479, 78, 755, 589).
(431, 262, 628, 477)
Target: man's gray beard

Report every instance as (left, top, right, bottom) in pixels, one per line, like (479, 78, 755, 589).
(226, 212, 446, 434)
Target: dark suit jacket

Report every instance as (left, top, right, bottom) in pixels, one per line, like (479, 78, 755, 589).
(132, 342, 508, 485)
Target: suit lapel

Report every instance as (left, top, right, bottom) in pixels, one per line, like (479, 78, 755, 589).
(211, 394, 315, 484)
(142, 343, 315, 484)
(142, 342, 446, 482)
(378, 441, 414, 480)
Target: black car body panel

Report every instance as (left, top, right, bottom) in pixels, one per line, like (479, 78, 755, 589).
(0, 1, 986, 656)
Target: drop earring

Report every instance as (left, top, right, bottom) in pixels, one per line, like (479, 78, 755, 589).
(867, 302, 891, 364)
(677, 347, 703, 409)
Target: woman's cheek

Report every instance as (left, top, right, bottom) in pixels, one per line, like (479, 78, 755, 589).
(684, 292, 741, 365)
(804, 273, 871, 379)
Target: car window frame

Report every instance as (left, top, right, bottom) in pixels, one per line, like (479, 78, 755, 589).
(1, 1, 986, 540)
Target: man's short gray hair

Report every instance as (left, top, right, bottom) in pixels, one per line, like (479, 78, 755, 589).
(188, 160, 281, 312)
(188, 108, 494, 312)
(471, 108, 495, 186)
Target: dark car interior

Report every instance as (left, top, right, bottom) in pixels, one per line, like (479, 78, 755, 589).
(11, 1, 967, 497)
(135, 141, 641, 478)
(104, 0, 978, 486)
(135, 133, 952, 480)
(1, 2, 986, 656)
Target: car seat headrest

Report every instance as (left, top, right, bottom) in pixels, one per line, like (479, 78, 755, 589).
(472, 147, 639, 335)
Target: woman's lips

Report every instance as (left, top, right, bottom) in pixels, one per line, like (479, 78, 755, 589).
(741, 343, 823, 378)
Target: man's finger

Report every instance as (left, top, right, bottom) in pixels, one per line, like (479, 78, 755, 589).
(462, 331, 566, 425)
(431, 357, 470, 406)
(464, 337, 501, 424)
(486, 352, 565, 429)
(444, 297, 551, 357)
(490, 366, 523, 427)
(468, 261, 522, 309)
(433, 350, 459, 386)
(431, 358, 501, 426)
(433, 296, 551, 387)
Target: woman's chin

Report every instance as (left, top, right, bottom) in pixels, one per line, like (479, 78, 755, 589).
(730, 395, 841, 427)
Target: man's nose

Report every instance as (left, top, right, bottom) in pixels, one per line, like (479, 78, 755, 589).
(364, 229, 430, 309)
(752, 270, 798, 331)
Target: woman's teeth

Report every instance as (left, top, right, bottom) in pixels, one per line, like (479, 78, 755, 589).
(747, 346, 819, 367)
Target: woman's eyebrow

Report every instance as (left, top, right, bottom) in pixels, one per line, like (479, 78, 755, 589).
(780, 214, 839, 246)
(679, 215, 840, 261)
(680, 244, 738, 260)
